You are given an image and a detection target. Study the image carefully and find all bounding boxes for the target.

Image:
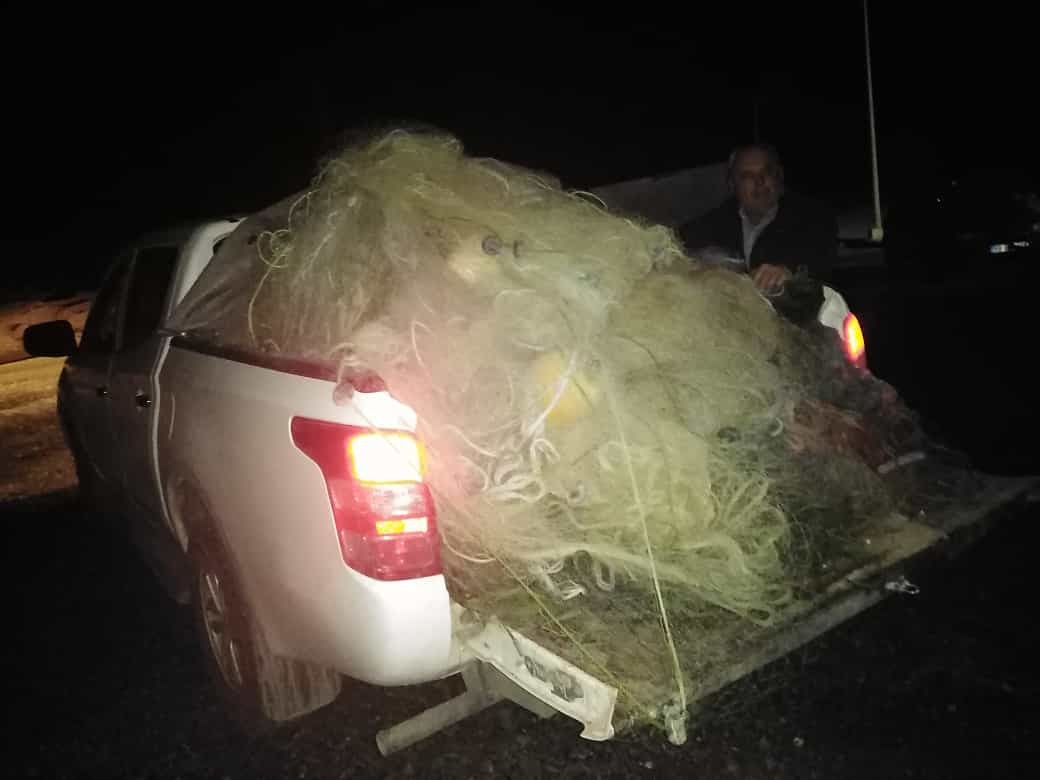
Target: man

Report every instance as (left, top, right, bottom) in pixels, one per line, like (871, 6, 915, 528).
(678, 143, 839, 291)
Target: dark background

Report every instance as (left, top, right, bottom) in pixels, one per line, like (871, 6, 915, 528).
(7, 2, 1038, 471)
(7, 3, 1037, 293)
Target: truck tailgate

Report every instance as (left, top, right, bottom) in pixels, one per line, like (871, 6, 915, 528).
(450, 471, 1038, 743)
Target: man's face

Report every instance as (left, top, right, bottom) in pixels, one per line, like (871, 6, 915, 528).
(733, 148, 782, 219)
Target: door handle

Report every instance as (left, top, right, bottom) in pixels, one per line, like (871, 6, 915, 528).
(96, 386, 109, 398)
(135, 392, 152, 409)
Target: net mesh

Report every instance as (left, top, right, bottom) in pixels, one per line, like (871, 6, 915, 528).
(169, 127, 951, 737)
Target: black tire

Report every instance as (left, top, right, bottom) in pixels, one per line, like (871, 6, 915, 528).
(189, 524, 274, 736)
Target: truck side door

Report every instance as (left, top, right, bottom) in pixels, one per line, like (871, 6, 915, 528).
(107, 243, 180, 525)
(60, 252, 133, 493)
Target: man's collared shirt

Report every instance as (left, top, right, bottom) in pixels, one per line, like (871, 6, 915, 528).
(739, 204, 778, 268)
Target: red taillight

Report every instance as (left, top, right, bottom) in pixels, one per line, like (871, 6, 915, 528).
(842, 312, 867, 367)
(290, 417, 441, 581)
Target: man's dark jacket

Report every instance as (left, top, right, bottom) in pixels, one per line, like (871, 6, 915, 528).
(677, 191, 839, 283)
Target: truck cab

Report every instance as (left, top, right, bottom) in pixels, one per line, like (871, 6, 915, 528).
(54, 222, 240, 574)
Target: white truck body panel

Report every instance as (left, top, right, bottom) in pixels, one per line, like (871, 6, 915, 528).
(157, 342, 455, 685)
(55, 219, 458, 690)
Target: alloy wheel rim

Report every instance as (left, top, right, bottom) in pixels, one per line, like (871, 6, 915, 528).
(200, 568, 245, 689)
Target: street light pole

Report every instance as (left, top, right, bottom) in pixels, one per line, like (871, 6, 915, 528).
(864, 0, 884, 242)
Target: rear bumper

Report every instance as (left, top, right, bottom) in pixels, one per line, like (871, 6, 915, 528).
(263, 565, 458, 687)
(334, 570, 456, 685)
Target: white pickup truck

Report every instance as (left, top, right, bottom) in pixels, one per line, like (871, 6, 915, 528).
(24, 206, 1037, 755)
(24, 216, 625, 752)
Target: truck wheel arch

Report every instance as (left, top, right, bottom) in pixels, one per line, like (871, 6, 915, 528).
(165, 468, 211, 555)
(163, 467, 343, 724)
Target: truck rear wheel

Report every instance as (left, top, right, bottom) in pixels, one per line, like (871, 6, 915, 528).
(190, 526, 272, 735)
(179, 484, 343, 731)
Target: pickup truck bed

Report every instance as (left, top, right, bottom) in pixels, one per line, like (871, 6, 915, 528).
(435, 470, 1039, 749)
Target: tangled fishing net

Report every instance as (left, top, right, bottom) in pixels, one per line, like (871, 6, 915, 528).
(172, 127, 955, 737)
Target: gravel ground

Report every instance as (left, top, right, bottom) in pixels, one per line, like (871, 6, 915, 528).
(3, 487, 1038, 779)
(0, 358, 76, 502)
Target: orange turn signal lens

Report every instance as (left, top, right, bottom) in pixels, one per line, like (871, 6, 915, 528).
(843, 313, 866, 362)
(374, 517, 429, 535)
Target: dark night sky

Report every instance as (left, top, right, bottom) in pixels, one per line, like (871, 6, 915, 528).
(7, 3, 1036, 293)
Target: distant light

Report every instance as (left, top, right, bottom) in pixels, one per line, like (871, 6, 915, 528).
(1013, 240, 1031, 248)
(989, 243, 1011, 254)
